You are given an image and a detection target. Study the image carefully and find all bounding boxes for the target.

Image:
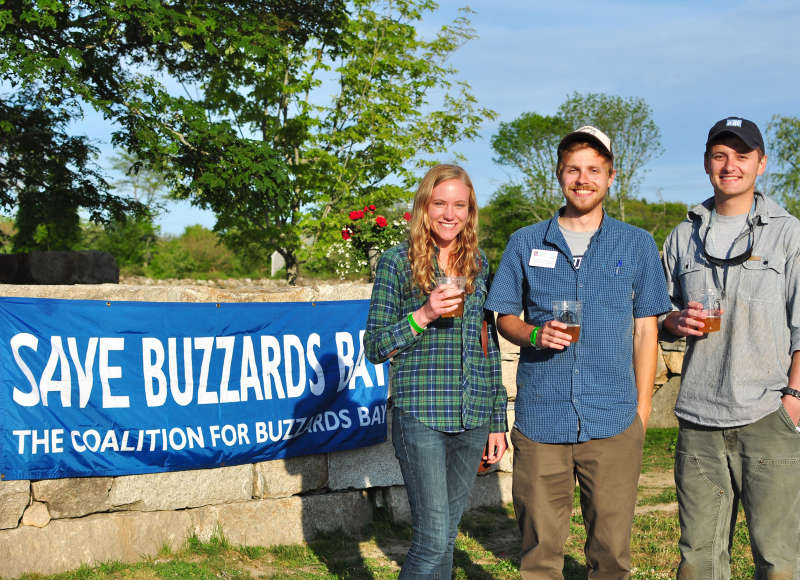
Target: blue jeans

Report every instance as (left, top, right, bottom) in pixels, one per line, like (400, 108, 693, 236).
(392, 406, 489, 579)
(675, 407, 800, 579)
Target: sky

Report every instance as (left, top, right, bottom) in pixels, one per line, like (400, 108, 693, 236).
(80, 0, 800, 234)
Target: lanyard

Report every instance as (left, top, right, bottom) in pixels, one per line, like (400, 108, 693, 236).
(701, 209, 754, 296)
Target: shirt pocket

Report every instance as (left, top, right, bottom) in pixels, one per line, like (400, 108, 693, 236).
(598, 258, 634, 314)
(676, 258, 710, 303)
(741, 253, 783, 302)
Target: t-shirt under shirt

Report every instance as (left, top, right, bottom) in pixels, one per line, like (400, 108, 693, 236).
(559, 225, 596, 270)
(705, 209, 750, 259)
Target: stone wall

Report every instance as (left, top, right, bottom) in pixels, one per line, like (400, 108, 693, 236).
(0, 280, 513, 578)
(0, 279, 682, 578)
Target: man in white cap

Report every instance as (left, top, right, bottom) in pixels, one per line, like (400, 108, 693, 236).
(487, 126, 671, 578)
(662, 116, 800, 578)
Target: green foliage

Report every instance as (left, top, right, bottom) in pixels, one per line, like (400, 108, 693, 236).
(621, 198, 688, 249)
(0, 90, 147, 252)
(145, 225, 267, 280)
(81, 217, 158, 273)
(0, 2, 167, 251)
(490, 112, 571, 223)
(304, 2, 495, 265)
(0, 216, 14, 252)
(110, 0, 491, 284)
(765, 114, 800, 218)
(479, 184, 537, 266)
(0, 0, 346, 274)
(1, 1, 490, 282)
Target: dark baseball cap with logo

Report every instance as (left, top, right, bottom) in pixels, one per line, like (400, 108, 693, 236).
(706, 117, 764, 153)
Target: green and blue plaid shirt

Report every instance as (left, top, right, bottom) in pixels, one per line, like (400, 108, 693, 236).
(364, 242, 507, 433)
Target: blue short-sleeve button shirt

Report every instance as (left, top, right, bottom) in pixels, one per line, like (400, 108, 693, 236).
(485, 210, 671, 444)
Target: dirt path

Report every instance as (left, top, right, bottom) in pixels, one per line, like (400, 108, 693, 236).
(636, 468, 679, 514)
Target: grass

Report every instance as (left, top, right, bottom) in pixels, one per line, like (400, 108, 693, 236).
(641, 426, 678, 472)
(8, 428, 757, 579)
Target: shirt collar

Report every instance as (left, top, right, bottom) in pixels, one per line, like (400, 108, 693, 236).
(689, 191, 788, 227)
(545, 206, 608, 245)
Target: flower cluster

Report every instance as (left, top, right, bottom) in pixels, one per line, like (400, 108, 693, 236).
(329, 204, 411, 279)
(340, 204, 409, 242)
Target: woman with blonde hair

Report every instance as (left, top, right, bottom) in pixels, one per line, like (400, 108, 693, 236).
(365, 164, 508, 578)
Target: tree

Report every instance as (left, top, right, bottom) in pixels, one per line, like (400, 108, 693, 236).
(0, 91, 145, 251)
(765, 115, 800, 218)
(489, 113, 571, 224)
(622, 195, 687, 249)
(2, 1, 490, 280)
(85, 151, 170, 269)
(558, 92, 664, 221)
(0, 1, 158, 250)
(304, 2, 493, 267)
(479, 184, 537, 266)
(112, 0, 491, 283)
(0, 0, 346, 269)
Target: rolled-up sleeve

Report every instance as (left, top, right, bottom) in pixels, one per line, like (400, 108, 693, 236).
(785, 229, 800, 355)
(662, 228, 686, 313)
(486, 310, 508, 432)
(364, 248, 420, 364)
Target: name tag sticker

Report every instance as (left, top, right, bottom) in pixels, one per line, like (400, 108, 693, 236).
(529, 249, 558, 268)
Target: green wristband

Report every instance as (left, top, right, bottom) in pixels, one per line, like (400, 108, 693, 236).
(407, 312, 425, 334)
(529, 326, 540, 347)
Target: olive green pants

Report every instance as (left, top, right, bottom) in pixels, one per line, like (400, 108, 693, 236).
(675, 407, 800, 579)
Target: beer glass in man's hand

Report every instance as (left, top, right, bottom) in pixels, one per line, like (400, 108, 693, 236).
(691, 289, 723, 333)
(552, 300, 582, 342)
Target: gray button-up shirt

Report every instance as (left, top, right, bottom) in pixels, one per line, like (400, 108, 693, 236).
(662, 192, 800, 427)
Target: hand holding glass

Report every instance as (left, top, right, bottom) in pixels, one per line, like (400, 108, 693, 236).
(552, 300, 582, 342)
(692, 289, 722, 333)
(436, 276, 466, 318)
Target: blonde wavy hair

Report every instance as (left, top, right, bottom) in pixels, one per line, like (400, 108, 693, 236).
(408, 164, 481, 295)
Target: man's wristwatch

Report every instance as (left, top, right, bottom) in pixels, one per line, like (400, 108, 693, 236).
(780, 387, 800, 400)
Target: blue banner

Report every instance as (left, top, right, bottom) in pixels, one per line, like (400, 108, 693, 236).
(0, 297, 388, 480)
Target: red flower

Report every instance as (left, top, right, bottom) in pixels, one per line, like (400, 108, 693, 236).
(364, 204, 376, 213)
(341, 228, 351, 240)
(403, 211, 411, 221)
(375, 215, 388, 228)
(349, 210, 364, 220)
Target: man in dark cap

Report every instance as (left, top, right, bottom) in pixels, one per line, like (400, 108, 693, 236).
(487, 126, 671, 578)
(662, 116, 800, 578)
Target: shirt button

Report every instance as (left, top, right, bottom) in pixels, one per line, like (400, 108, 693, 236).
(575, 369, 579, 374)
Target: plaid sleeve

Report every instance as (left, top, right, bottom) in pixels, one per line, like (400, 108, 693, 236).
(364, 247, 420, 364)
(486, 310, 508, 432)
(481, 256, 508, 432)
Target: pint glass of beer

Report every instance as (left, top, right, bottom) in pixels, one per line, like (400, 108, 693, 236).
(693, 288, 722, 333)
(552, 300, 582, 342)
(436, 276, 466, 318)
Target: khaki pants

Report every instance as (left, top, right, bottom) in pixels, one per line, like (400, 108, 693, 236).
(511, 416, 644, 580)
